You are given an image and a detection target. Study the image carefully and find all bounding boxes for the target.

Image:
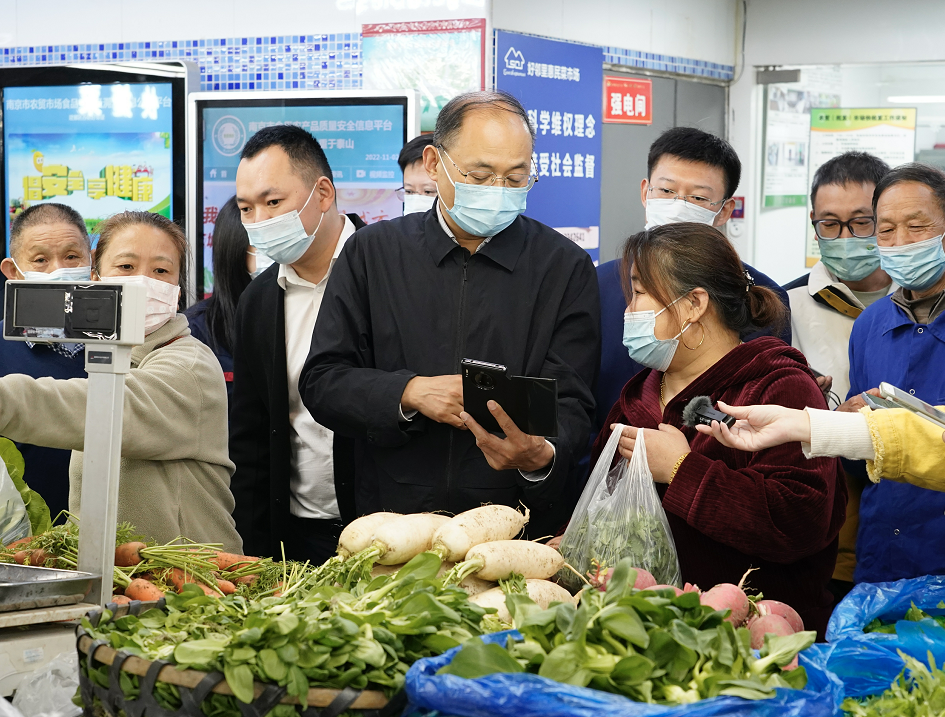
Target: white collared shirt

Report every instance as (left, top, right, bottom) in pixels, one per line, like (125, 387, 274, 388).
(279, 214, 356, 519)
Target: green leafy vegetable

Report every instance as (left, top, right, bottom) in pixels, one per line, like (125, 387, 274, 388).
(0, 438, 51, 535)
(843, 651, 945, 716)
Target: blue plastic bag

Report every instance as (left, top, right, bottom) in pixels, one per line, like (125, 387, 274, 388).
(405, 631, 842, 717)
(827, 574, 945, 641)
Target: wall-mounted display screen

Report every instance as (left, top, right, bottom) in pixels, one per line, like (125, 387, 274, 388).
(3, 83, 175, 247)
(194, 92, 415, 297)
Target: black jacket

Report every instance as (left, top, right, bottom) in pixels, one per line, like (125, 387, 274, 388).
(229, 214, 364, 558)
(299, 205, 601, 538)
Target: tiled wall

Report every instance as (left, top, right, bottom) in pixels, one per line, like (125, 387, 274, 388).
(0, 33, 734, 91)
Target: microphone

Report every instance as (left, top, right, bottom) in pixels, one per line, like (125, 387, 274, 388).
(682, 396, 737, 428)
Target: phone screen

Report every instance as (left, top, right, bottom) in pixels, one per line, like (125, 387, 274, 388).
(879, 383, 945, 429)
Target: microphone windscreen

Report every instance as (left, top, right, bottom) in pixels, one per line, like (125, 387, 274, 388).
(681, 395, 713, 427)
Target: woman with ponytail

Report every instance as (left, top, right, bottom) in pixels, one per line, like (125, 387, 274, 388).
(593, 222, 846, 637)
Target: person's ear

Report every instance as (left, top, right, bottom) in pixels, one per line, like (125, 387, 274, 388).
(0, 258, 19, 281)
(714, 198, 736, 226)
(640, 178, 649, 209)
(316, 175, 336, 212)
(422, 144, 439, 182)
(686, 288, 711, 324)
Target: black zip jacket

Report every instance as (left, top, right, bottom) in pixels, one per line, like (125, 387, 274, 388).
(299, 205, 601, 538)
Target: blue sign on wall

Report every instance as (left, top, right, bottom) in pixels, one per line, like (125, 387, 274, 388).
(496, 30, 603, 263)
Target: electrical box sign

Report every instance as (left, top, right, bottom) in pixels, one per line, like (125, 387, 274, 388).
(602, 76, 653, 125)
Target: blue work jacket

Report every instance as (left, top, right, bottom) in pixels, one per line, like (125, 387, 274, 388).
(847, 295, 945, 583)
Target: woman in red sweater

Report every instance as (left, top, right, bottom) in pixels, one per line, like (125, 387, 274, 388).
(595, 222, 846, 637)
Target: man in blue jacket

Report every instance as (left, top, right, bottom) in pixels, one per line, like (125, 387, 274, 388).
(844, 162, 945, 584)
(595, 128, 791, 439)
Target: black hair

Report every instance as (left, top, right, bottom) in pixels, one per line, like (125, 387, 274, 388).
(203, 197, 251, 355)
(647, 127, 741, 199)
(241, 124, 333, 186)
(873, 162, 945, 217)
(622, 223, 787, 338)
(433, 90, 536, 150)
(398, 135, 435, 173)
(10, 203, 90, 259)
(811, 152, 891, 210)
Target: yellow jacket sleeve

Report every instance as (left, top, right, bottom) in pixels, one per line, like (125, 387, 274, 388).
(863, 406, 945, 490)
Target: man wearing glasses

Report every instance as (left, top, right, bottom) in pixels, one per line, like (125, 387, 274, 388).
(299, 90, 600, 538)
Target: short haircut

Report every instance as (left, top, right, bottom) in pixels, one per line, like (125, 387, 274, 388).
(433, 90, 536, 151)
(810, 152, 891, 211)
(9, 202, 90, 259)
(873, 162, 945, 218)
(240, 124, 333, 186)
(647, 127, 741, 199)
(398, 135, 435, 172)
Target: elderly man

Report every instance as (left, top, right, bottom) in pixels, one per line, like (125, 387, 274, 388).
(0, 203, 92, 517)
(844, 163, 945, 585)
(300, 90, 600, 538)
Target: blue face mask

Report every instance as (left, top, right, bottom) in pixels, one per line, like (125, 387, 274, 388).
(242, 185, 324, 265)
(14, 261, 92, 282)
(816, 236, 881, 282)
(878, 234, 945, 291)
(438, 149, 528, 237)
(622, 298, 689, 372)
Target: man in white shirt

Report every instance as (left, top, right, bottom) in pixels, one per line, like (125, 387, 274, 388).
(229, 125, 365, 561)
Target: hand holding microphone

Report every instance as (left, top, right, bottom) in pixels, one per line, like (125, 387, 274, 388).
(693, 401, 811, 452)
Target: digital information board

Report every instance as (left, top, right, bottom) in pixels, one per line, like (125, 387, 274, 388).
(3, 83, 174, 249)
(195, 95, 412, 296)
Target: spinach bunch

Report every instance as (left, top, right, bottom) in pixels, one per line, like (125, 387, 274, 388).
(843, 652, 945, 716)
(440, 559, 815, 705)
(80, 553, 488, 713)
(864, 602, 945, 635)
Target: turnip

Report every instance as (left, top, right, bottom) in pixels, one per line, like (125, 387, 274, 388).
(634, 568, 657, 589)
(338, 512, 402, 557)
(370, 513, 451, 565)
(471, 579, 575, 622)
(700, 583, 750, 626)
(648, 584, 684, 596)
(748, 613, 794, 650)
(453, 540, 566, 582)
(755, 599, 804, 633)
(431, 505, 530, 561)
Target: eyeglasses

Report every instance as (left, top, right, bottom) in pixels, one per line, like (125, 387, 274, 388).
(647, 186, 727, 210)
(438, 147, 538, 190)
(812, 217, 876, 240)
(395, 187, 438, 201)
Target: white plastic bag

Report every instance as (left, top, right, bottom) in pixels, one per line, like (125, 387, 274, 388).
(11, 651, 81, 717)
(559, 424, 680, 589)
(0, 458, 29, 546)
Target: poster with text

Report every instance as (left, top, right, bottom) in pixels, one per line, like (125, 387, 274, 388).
(3, 84, 174, 250)
(804, 107, 916, 266)
(495, 30, 603, 263)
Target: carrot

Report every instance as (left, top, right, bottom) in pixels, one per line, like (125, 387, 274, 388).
(28, 549, 54, 567)
(5, 537, 32, 550)
(432, 505, 530, 562)
(167, 567, 221, 596)
(110, 595, 133, 605)
(115, 541, 147, 567)
(12, 551, 28, 565)
(195, 583, 222, 596)
(210, 552, 259, 571)
(217, 579, 236, 595)
(235, 574, 257, 585)
(167, 567, 186, 592)
(125, 579, 166, 602)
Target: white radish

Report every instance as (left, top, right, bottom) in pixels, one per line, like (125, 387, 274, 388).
(338, 512, 401, 556)
(471, 579, 575, 622)
(461, 540, 565, 581)
(432, 505, 530, 562)
(372, 513, 451, 565)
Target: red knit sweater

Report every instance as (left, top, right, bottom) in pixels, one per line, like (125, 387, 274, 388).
(594, 337, 847, 637)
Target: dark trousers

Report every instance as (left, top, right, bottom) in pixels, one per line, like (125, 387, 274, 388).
(283, 514, 344, 565)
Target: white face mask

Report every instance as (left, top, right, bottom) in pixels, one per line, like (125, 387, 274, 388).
(644, 197, 722, 230)
(14, 261, 92, 282)
(99, 275, 180, 335)
(403, 193, 436, 216)
(242, 185, 323, 266)
(248, 249, 275, 279)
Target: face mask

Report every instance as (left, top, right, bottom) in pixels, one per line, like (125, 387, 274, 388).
(99, 275, 181, 335)
(403, 193, 436, 216)
(249, 249, 274, 279)
(622, 298, 690, 372)
(878, 234, 945, 291)
(438, 149, 527, 237)
(242, 185, 324, 265)
(817, 236, 881, 282)
(644, 198, 721, 230)
(14, 261, 92, 282)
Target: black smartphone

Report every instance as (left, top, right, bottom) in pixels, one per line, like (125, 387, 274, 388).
(461, 359, 558, 437)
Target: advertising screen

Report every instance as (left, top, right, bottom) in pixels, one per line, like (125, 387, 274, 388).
(3, 83, 174, 248)
(197, 96, 409, 296)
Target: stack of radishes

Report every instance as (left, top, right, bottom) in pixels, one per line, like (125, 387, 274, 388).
(593, 565, 805, 657)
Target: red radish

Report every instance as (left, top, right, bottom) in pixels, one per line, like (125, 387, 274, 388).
(782, 656, 800, 671)
(110, 595, 132, 605)
(114, 542, 147, 567)
(633, 568, 657, 589)
(124, 579, 166, 602)
(683, 583, 701, 593)
(650, 584, 684, 596)
(756, 599, 804, 633)
(748, 613, 794, 650)
(700, 583, 750, 625)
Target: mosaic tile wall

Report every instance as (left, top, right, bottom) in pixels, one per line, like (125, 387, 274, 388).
(0, 33, 734, 90)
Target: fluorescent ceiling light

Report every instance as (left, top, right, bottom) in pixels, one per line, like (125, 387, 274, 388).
(888, 95, 945, 103)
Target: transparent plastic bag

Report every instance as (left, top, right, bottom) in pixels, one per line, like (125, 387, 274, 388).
(559, 425, 680, 589)
(0, 456, 29, 546)
(11, 651, 81, 717)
